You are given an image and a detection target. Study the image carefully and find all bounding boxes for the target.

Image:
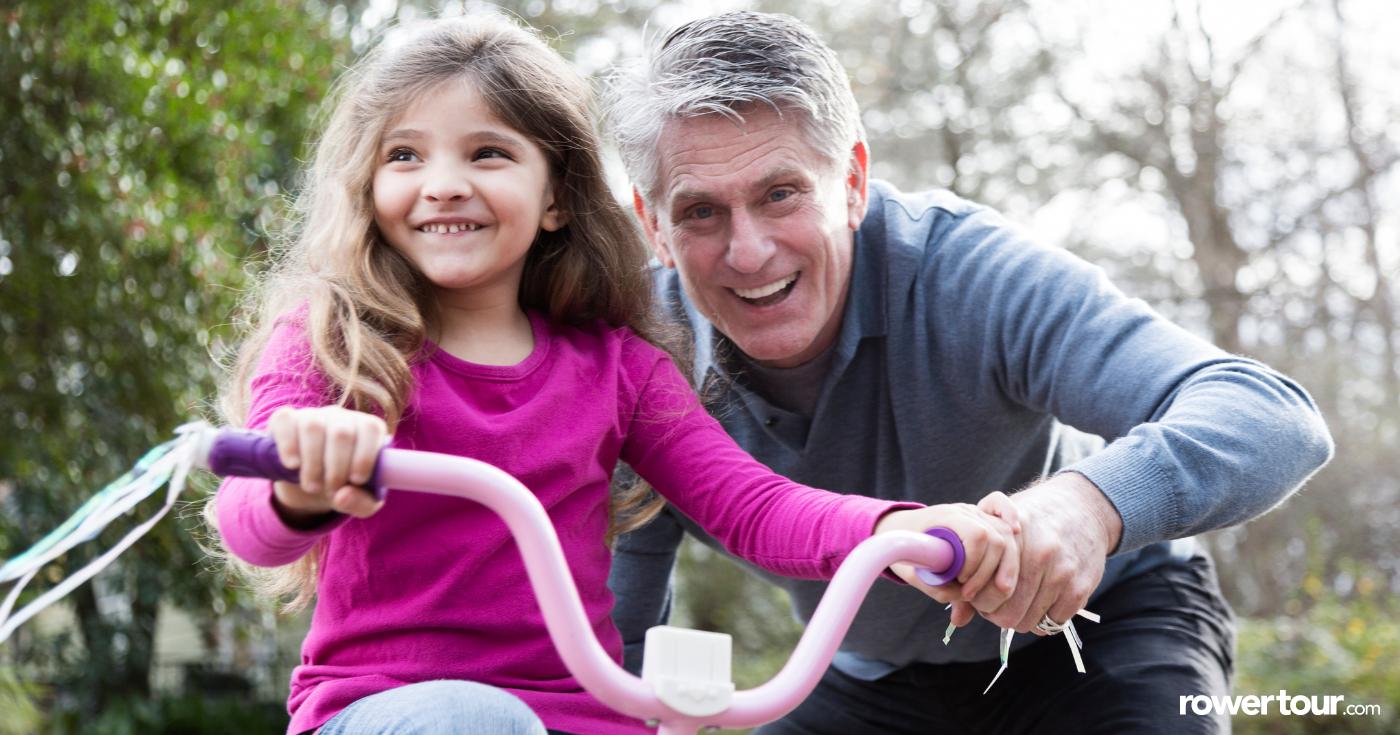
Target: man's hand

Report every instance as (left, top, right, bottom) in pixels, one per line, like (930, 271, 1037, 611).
(970, 472, 1122, 633)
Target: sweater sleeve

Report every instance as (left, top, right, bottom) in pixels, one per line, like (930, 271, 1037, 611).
(617, 338, 914, 579)
(933, 207, 1334, 554)
(213, 316, 348, 568)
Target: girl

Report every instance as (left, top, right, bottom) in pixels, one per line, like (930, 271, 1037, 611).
(208, 14, 1019, 735)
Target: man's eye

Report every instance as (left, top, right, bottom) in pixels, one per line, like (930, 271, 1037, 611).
(386, 148, 418, 163)
(691, 205, 715, 220)
(769, 188, 792, 202)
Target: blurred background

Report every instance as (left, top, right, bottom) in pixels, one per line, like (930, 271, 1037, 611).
(0, 0, 1395, 732)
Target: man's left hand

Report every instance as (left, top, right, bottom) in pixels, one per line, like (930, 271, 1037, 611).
(968, 472, 1122, 634)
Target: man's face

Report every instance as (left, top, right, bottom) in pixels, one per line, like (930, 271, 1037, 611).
(636, 108, 868, 368)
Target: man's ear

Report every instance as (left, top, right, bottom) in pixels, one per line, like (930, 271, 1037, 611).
(845, 140, 870, 231)
(633, 187, 675, 268)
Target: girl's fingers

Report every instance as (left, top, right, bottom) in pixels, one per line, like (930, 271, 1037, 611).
(950, 600, 976, 627)
(263, 407, 387, 520)
(322, 421, 356, 495)
(978, 491, 1021, 534)
(907, 570, 961, 606)
(298, 417, 327, 494)
(958, 524, 1002, 601)
(268, 408, 301, 471)
(333, 486, 382, 518)
(349, 421, 386, 486)
(993, 533, 1020, 597)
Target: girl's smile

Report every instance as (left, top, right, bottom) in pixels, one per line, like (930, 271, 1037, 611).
(416, 219, 486, 234)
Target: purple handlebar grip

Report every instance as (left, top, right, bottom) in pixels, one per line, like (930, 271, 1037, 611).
(913, 527, 965, 586)
(208, 428, 386, 502)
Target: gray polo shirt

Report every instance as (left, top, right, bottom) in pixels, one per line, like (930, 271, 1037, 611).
(609, 181, 1331, 671)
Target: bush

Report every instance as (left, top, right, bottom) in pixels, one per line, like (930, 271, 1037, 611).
(0, 667, 44, 735)
(42, 694, 288, 735)
(1233, 570, 1398, 734)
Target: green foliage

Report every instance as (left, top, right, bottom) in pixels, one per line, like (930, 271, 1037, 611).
(0, 667, 45, 735)
(1233, 563, 1399, 734)
(0, 0, 348, 712)
(42, 693, 287, 735)
(674, 538, 803, 689)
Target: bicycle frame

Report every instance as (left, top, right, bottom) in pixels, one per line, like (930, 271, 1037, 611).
(200, 427, 961, 735)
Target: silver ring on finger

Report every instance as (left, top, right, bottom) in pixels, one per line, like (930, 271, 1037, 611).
(1035, 613, 1065, 635)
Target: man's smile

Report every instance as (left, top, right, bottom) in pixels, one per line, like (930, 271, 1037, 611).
(731, 272, 799, 306)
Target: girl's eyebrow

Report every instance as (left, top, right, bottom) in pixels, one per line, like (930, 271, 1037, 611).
(470, 130, 529, 149)
(381, 128, 427, 145)
(380, 128, 529, 149)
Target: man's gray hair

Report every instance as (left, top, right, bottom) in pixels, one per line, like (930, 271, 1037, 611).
(604, 11, 865, 203)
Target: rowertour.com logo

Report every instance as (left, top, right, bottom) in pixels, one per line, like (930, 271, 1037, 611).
(1180, 691, 1383, 718)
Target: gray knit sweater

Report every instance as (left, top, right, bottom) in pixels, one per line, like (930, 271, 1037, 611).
(609, 181, 1332, 669)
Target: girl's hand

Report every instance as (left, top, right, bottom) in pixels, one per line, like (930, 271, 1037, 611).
(265, 406, 388, 524)
(874, 492, 1021, 625)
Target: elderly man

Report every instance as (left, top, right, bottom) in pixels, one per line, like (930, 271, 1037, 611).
(605, 11, 1331, 734)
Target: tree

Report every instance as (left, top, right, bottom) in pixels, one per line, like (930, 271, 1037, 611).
(0, 0, 348, 716)
(1035, 0, 1399, 614)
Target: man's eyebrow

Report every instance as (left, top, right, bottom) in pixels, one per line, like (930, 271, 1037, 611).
(667, 166, 813, 208)
(754, 166, 812, 193)
(667, 187, 710, 208)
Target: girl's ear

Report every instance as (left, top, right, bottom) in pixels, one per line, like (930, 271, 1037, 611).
(541, 201, 568, 232)
(541, 186, 569, 232)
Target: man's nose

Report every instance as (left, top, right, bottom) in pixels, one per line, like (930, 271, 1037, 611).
(422, 163, 473, 202)
(724, 210, 775, 274)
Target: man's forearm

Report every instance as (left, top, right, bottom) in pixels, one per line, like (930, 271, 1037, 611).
(1065, 361, 1333, 553)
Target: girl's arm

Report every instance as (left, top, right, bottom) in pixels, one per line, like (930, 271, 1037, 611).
(214, 317, 380, 567)
(618, 344, 1018, 595)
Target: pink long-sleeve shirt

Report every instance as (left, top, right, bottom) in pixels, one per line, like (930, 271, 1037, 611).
(215, 311, 906, 735)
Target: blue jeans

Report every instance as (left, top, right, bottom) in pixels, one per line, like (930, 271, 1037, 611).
(317, 679, 554, 735)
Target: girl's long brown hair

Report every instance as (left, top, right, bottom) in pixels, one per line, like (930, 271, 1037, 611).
(207, 14, 675, 611)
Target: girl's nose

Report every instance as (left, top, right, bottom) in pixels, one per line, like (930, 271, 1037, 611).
(422, 166, 473, 202)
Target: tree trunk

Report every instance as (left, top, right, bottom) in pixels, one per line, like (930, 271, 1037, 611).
(71, 559, 158, 713)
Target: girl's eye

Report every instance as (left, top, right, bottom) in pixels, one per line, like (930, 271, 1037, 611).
(474, 147, 511, 161)
(386, 148, 418, 163)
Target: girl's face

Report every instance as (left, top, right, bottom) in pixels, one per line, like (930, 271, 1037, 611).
(372, 80, 564, 310)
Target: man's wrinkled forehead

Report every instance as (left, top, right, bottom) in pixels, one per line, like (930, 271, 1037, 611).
(649, 107, 839, 204)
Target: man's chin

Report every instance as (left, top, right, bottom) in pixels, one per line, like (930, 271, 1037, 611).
(727, 331, 815, 367)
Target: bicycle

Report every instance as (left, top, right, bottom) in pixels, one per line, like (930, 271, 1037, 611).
(197, 426, 967, 735)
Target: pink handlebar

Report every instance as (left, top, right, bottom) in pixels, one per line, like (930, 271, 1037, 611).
(199, 427, 963, 733)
